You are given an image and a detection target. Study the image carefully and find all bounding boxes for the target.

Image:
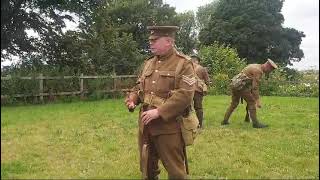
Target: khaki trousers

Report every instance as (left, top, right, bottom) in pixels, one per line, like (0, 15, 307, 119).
(138, 130, 187, 180)
(223, 88, 258, 123)
(193, 91, 204, 127)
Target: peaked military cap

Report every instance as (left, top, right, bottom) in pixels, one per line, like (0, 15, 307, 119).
(147, 26, 179, 40)
(190, 54, 201, 62)
(266, 58, 278, 69)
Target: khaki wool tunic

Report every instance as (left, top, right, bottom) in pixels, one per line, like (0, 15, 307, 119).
(193, 63, 210, 93)
(240, 64, 264, 100)
(129, 48, 196, 136)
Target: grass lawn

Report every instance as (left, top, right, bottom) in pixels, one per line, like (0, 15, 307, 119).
(1, 95, 319, 179)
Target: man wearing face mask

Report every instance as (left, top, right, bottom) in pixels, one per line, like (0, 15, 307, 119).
(221, 59, 278, 128)
(125, 26, 196, 179)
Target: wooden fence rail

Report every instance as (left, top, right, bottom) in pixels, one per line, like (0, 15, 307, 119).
(1, 74, 318, 101)
(1, 74, 138, 101)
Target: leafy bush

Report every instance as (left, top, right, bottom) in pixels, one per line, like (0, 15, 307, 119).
(208, 73, 230, 95)
(260, 69, 319, 97)
(86, 78, 113, 93)
(1, 76, 39, 96)
(275, 83, 319, 97)
(199, 42, 247, 78)
(208, 68, 319, 97)
(198, 42, 246, 95)
(45, 77, 80, 94)
(259, 70, 287, 96)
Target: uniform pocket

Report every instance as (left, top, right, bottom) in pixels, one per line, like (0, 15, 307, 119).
(143, 70, 154, 90)
(158, 71, 175, 92)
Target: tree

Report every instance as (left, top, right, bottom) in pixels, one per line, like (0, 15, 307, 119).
(73, 0, 179, 74)
(2, 0, 198, 75)
(95, 0, 179, 53)
(175, 11, 197, 55)
(198, 0, 305, 66)
(53, 0, 182, 75)
(196, 0, 219, 29)
(1, 0, 102, 61)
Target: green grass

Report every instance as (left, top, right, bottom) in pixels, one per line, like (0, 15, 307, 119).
(1, 95, 319, 179)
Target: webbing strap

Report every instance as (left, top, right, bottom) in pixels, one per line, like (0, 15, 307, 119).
(141, 59, 155, 77)
(174, 58, 185, 89)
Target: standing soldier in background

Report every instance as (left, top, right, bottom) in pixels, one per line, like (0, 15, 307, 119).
(190, 55, 210, 129)
(221, 59, 278, 128)
(125, 26, 196, 179)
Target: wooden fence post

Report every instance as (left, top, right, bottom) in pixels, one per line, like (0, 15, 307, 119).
(1, 74, 139, 101)
(113, 65, 117, 91)
(80, 73, 84, 99)
(113, 76, 117, 92)
(39, 73, 44, 102)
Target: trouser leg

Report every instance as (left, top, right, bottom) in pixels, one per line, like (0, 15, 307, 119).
(244, 104, 250, 122)
(139, 130, 161, 180)
(241, 91, 268, 128)
(152, 133, 187, 179)
(147, 141, 161, 179)
(248, 108, 268, 128)
(193, 92, 204, 128)
(222, 90, 240, 125)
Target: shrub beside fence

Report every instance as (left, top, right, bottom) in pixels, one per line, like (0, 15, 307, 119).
(1, 73, 319, 105)
(208, 76, 319, 97)
(259, 79, 319, 97)
(1, 74, 137, 105)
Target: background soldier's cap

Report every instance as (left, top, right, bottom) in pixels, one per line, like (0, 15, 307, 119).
(147, 26, 179, 40)
(190, 54, 201, 61)
(266, 58, 278, 69)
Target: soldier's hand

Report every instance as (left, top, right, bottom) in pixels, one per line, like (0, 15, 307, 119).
(125, 93, 136, 110)
(127, 101, 136, 111)
(141, 109, 160, 125)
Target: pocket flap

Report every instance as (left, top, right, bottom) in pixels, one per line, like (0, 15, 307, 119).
(159, 71, 175, 77)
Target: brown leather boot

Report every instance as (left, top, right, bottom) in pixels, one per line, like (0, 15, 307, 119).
(196, 109, 203, 128)
(221, 107, 234, 125)
(248, 109, 268, 128)
(221, 120, 230, 125)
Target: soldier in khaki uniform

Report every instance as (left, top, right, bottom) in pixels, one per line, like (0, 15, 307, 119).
(221, 59, 278, 128)
(125, 26, 196, 179)
(190, 55, 210, 128)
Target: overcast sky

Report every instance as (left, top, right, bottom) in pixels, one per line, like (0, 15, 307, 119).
(164, 0, 319, 70)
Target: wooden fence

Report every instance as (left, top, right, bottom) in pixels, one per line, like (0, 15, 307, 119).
(1, 74, 319, 103)
(1, 74, 137, 101)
